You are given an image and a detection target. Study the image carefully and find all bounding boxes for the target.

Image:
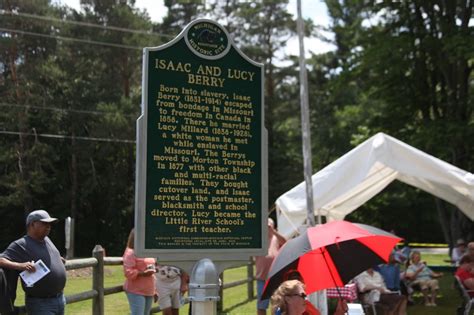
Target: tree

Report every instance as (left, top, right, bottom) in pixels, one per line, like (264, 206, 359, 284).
(0, 0, 63, 246)
(229, 0, 300, 204)
(0, 0, 156, 254)
(324, 0, 474, 243)
(58, 0, 155, 254)
(160, 0, 205, 36)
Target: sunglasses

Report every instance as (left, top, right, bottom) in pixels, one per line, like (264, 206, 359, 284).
(287, 292, 307, 300)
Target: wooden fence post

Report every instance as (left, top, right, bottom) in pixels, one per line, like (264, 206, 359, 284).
(92, 245, 105, 315)
(247, 258, 254, 300)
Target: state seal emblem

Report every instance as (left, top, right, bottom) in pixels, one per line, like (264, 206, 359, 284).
(185, 20, 230, 60)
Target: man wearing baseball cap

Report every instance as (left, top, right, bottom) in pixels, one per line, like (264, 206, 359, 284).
(451, 238, 467, 266)
(0, 210, 67, 314)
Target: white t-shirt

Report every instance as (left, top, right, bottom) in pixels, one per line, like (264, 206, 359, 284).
(355, 270, 389, 304)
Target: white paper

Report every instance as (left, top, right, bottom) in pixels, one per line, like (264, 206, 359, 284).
(20, 259, 50, 287)
(346, 303, 365, 315)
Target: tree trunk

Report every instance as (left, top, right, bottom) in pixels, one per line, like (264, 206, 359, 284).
(8, 42, 33, 214)
(435, 198, 450, 246)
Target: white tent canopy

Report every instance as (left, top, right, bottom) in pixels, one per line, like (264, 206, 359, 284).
(276, 132, 474, 238)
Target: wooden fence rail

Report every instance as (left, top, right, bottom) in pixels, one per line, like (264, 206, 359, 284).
(16, 245, 256, 315)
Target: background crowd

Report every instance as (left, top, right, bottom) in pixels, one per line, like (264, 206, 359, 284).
(257, 219, 474, 315)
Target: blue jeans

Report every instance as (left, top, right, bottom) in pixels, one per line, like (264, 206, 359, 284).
(126, 292, 153, 315)
(25, 294, 65, 315)
(257, 279, 270, 310)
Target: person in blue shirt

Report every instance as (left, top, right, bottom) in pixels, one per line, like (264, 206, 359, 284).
(377, 253, 401, 291)
(406, 250, 443, 306)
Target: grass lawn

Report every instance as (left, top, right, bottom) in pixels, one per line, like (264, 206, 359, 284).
(13, 252, 464, 314)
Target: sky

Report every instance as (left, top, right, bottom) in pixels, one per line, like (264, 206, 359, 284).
(56, 0, 335, 56)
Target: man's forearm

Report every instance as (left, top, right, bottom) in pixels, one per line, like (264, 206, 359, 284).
(0, 257, 20, 270)
(0, 257, 34, 271)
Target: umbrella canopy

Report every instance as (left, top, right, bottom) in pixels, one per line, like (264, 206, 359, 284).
(261, 220, 401, 300)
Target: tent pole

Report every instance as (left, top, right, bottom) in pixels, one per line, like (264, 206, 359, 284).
(297, 1, 326, 315)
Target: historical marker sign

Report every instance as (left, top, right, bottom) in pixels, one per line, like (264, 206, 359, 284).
(135, 19, 267, 261)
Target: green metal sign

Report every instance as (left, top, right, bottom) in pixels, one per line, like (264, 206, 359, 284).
(135, 19, 267, 261)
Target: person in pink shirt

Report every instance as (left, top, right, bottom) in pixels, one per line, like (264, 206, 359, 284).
(123, 229, 157, 315)
(256, 217, 286, 315)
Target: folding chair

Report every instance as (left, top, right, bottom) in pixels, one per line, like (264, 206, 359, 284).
(454, 275, 474, 315)
(401, 277, 422, 304)
(354, 284, 378, 315)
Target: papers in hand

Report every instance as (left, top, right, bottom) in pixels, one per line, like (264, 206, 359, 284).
(20, 259, 50, 287)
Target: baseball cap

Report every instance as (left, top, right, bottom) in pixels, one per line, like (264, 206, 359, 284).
(456, 238, 466, 246)
(26, 210, 58, 225)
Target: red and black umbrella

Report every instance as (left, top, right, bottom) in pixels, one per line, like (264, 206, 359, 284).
(261, 220, 401, 299)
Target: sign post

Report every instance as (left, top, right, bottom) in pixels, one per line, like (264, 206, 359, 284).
(135, 19, 266, 311)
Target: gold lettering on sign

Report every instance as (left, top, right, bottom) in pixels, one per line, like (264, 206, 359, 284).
(150, 62, 258, 247)
(155, 59, 192, 73)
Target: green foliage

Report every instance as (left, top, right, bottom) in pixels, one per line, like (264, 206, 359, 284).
(321, 0, 474, 244)
(347, 182, 444, 243)
(224, 0, 299, 203)
(0, 0, 153, 254)
(0, 0, 472, 254)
